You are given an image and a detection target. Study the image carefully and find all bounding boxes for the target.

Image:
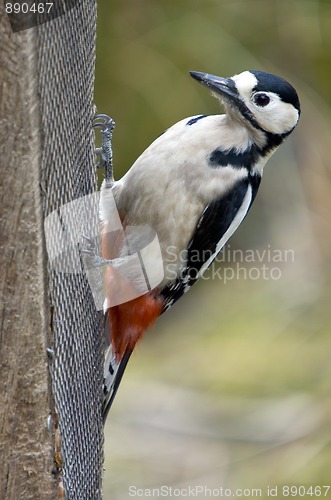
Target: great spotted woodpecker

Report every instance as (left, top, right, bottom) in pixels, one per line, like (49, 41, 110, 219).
(94, 69, 300, 420)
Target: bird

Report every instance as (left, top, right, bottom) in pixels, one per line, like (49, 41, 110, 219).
(95, 69, 300, 421)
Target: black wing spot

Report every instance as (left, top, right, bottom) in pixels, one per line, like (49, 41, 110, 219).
(186, 115, 208, 126)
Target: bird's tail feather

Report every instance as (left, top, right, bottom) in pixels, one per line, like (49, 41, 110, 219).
(102, 345, 132, 422)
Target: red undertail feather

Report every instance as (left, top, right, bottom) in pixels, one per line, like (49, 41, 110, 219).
(108, 293, 163, 361)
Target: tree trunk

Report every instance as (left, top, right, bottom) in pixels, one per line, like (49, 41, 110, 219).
(0, 9, 57, 500)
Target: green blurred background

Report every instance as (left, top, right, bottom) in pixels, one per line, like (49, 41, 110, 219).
(95, 1, 331, 498)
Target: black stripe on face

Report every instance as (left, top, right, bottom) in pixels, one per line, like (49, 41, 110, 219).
(223, 79, 263, 131)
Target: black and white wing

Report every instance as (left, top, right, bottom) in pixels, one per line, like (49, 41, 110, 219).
(161, 174, 261, 311)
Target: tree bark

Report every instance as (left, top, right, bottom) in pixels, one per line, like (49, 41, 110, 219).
(0, 8, 57, 500)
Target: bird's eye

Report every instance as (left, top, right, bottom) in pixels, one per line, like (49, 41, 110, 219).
(253, 93, 270, 107)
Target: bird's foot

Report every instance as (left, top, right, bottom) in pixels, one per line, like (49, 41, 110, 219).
(81, 235, 113, 268)
(93, 114, 115, 182)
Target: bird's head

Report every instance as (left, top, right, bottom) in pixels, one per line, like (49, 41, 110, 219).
(190, 70, 300, 137)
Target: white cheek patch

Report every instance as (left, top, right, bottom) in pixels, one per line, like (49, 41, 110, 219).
(231, 74, 299, 135)
(249, 94, 299, 135)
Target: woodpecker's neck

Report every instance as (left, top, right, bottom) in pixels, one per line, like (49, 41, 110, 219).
(223, 110, 289, 175)
(225, 105, 264, 146)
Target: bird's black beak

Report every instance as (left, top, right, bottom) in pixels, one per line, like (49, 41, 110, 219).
(190, 71, 240, 104)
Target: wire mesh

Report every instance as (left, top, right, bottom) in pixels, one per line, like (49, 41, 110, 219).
(37, 2, 104, 498)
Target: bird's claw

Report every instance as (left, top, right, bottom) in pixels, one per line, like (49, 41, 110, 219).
(81, 235, 112, 269)
(93, 114, 115, 182)
(93, 114, 115, 132)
